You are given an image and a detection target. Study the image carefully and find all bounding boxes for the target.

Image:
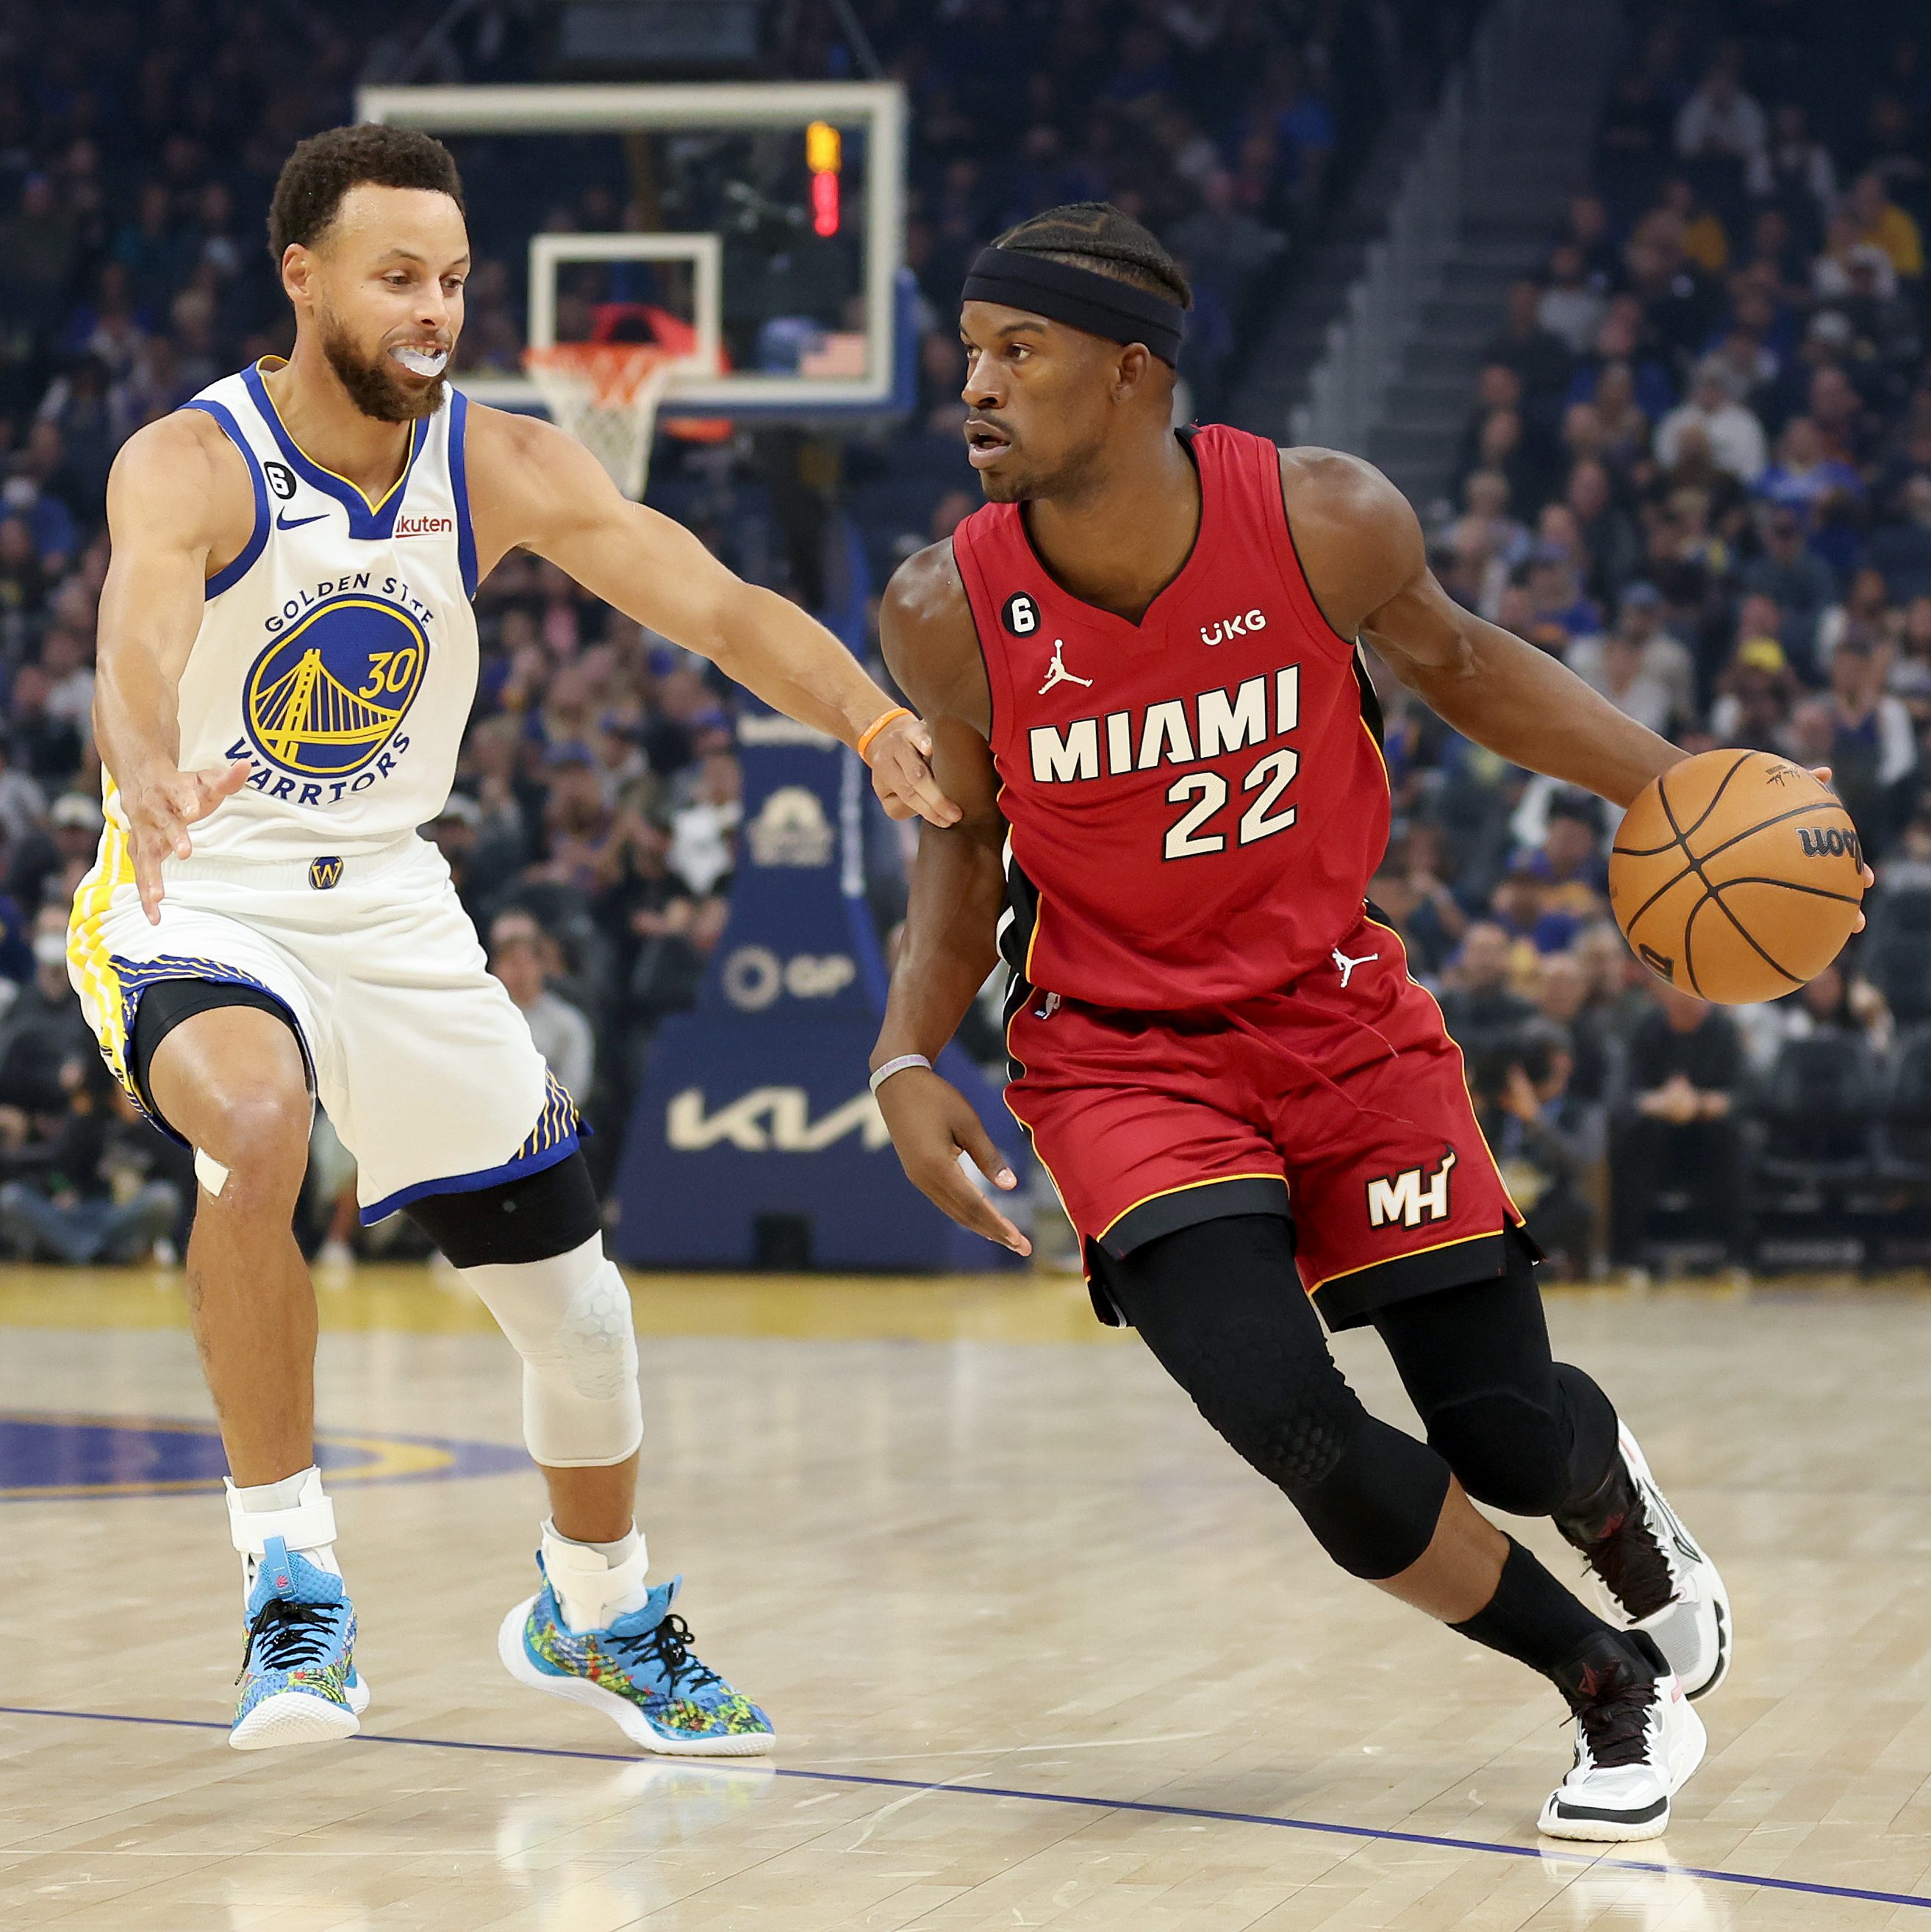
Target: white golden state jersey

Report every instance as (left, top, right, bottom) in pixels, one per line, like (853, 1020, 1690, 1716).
(108, 357, 480, 862)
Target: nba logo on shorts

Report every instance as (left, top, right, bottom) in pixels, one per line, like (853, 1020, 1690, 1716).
(308, 856, 343, 890)
(243, 595, 429, 779)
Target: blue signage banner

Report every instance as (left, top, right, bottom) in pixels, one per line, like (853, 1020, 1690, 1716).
(615, 710, 1028, 1271)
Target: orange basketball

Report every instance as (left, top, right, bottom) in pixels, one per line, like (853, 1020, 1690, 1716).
(1607, 749, 1864, 1004)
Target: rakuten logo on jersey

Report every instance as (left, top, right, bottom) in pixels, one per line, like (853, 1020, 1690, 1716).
(395, 512, 454, 537)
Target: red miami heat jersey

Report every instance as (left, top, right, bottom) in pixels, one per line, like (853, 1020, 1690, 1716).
(952, 423, 1391, 1011)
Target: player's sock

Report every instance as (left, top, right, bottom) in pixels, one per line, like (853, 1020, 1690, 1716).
(226, 1466, 340, 1600)
(1451, 1536, 1618, 1681)
(540, 1518, 653, 1633)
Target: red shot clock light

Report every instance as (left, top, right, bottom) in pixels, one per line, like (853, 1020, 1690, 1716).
(806, 119, 842, 237)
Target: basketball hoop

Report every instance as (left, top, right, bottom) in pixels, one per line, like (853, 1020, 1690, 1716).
(524, 343, 678, 500)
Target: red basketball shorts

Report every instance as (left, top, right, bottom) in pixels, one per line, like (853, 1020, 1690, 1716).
(1004, 912, 1530, 1330)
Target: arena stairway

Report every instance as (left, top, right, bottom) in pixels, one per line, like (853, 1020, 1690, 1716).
(1362, 0, 1622, 513)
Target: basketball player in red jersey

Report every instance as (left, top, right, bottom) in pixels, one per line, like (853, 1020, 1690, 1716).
(872, 205, 1730, 1842)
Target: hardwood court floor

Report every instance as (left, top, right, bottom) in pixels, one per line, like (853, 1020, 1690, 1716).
(4, 1263, 1931, 1930)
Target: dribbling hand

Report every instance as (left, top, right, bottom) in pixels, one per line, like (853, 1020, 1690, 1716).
(126, 756, 253, 923)
(875, 1065, 1031, 1255)
(862, 714, 962, 829)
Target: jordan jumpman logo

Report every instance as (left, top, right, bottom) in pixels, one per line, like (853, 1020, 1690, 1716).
(1037, 640, 1093, 696)
(1332, 945, 1378, 987)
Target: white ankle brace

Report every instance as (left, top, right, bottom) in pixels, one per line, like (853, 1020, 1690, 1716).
(226, 1466, 337, 1559)
(541, 1519, 651, 1633)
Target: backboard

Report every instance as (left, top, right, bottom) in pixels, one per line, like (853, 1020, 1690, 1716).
(354, 80, 913, 423)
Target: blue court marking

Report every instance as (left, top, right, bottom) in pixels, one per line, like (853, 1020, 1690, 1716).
(2, 1703, 1927, 1911)
(0, 1414, 529, 1500)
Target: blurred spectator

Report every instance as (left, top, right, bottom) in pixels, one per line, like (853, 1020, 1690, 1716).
(1655, 361, 1767, 482)
(1865, 476, 1931, 603)
(1844, 171, 1924, 279)
(1538, 245, 1608, 357)
(1483, 280, 1576, 407)
(0, 1054, 179, 1265)
(1822, 638, 1917, 857)
(1673, 56, 1768, 171)
(1741, 504, 1840, 672)
(1472, 1020, 1599, 1276)
(1708, 634, 1799, 748)
(1736, 961, 1894, 1070)
(0, 906, 96, 1113)
(668, 750, 742, 897)
(490, 931, 595, 1104)
(1611, 984, 1749, 1270)
(1437, 922, 1537, 1052)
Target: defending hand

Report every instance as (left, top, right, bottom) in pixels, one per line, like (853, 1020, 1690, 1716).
(863, 713, 962, 829)
(125, 756, 253, 923)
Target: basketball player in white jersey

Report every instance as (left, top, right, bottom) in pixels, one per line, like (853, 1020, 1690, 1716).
(74, 126, 954, 1754)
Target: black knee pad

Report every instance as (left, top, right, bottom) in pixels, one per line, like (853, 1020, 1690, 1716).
(1099, 1215, 1451, 1581)
(1419, 1387, 1574, 1519)
(1284, 1412, 1454, 1581)
(404, 1150, 602, 1267)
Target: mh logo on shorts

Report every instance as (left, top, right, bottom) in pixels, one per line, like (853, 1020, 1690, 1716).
(240, 594, 428, 782)
(1366, 1148, 1456, 1230)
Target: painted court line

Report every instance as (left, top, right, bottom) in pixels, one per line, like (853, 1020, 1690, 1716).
(4, 1703, 1928, 1911)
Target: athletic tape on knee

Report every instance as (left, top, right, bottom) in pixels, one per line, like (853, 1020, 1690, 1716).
(459, 1232, 642, 1468)
(195, 1148, 229, 1197)
(225, 1467, 336, 1557)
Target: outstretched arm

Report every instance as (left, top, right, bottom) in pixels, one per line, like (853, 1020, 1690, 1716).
(869, 543, 1030, 1255)
(1283, 449, 1683, 809)
(469, 408, 958, 827)
(95, 415, 255, 921)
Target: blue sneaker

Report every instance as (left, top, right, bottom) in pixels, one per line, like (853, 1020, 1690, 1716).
(498, 1562, 774, 1756)
(230, 1536, 372, 1752)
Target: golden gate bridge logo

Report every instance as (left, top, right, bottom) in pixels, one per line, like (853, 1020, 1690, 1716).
(243, 596, 429, 779)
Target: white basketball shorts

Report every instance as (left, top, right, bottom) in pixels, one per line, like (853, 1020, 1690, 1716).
(68, 829, 578, 1222)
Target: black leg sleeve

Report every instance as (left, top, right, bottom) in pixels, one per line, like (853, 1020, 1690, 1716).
(1098, 1216, 1451, 1580)
(1372, 1228, 1619, 1520)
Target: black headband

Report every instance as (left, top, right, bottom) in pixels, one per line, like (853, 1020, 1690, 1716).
(961, 246, 1186, 366)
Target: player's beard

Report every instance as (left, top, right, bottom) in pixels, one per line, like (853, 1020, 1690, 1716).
(319, 312, 446, 423)
(980, 437, 1102, 506)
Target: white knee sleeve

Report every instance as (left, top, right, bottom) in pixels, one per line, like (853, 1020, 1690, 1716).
(459, 1233, 642, 1468)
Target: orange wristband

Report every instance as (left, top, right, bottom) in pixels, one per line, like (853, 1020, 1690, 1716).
(856, 705, 913, 760)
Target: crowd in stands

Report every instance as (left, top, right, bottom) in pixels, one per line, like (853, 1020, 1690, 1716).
(1375, 0, 1931, 1275)
(4, 0, 1931, 1278)
(0, 0, 1435, 1264)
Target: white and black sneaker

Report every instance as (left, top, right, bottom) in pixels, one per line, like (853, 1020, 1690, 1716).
(1538, 1631, 1706, 1842)
(1557, 1423, 1732, 1700)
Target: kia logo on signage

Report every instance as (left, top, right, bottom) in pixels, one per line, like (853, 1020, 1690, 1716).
(666, 1086, 891, 1153)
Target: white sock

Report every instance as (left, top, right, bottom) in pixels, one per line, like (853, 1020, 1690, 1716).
(541, 1518, 651, 1634)
(226, 1466, 341, 1599)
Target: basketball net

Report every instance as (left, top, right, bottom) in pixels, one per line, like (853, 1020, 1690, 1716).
(524, 343, 678, 500)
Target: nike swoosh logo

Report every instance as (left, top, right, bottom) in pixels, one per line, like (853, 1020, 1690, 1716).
(277, 509, 327, 530)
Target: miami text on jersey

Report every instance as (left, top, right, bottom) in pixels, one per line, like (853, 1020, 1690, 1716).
(1028, 666, 1300, 783)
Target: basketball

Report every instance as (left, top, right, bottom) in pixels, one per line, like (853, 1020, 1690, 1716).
(1608, 749, 1865, 1004)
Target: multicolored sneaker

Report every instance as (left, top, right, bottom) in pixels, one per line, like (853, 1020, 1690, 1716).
(498, 1563, 774, 1757)
(229, 1536, 371, 1752)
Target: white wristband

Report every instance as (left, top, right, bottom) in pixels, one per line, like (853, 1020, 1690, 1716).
(869, 1054, 932, 1094)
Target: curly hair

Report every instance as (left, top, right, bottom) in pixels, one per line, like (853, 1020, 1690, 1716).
(992, 201, 1193, 310)
(268, 124, 465, 259)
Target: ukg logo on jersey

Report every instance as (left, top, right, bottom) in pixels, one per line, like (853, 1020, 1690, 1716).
(395, 512, 454, 537)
